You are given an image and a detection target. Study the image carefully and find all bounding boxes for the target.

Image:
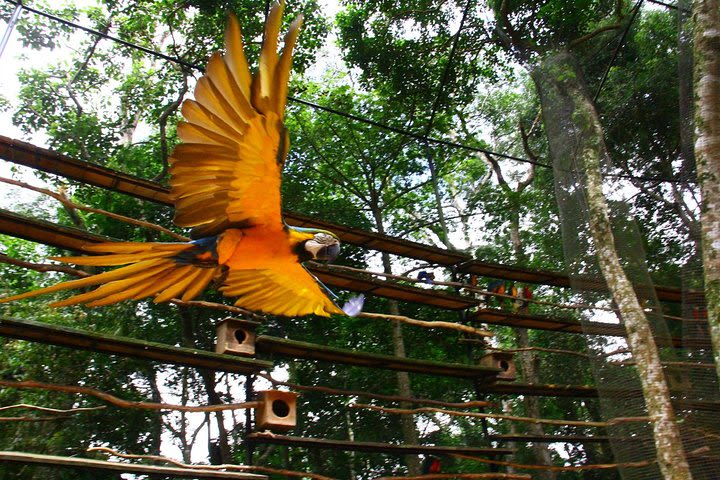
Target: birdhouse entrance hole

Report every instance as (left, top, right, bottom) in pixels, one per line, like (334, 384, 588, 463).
(234, 329, 247, 343)
(479, 352, 516, 381)
(272, 399, 291, 418)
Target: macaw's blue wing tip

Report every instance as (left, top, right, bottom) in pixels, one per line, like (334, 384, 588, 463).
(342, 294, 365, 317)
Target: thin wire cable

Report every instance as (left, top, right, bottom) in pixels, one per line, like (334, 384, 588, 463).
(2, 0, 695, 186)
(646, 0, 688, 12)
(593, 0, 644, 103)
(423, 0, 474, 137)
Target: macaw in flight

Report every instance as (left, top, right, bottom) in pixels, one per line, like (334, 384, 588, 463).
(0, 1, 363, 318)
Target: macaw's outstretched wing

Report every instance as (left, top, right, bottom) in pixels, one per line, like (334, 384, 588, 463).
(220, 265, 344, 317)
(171, 2, 302, 238)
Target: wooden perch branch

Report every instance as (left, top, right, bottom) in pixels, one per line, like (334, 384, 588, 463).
(88, 446, 337, 480)
(451, 452, 654, 472)
(0, 415, 77, 422)
(351, 403, 650, 428)
(377, 474, 530, 480)
(358, 312, 493, 337)
(0, 402, 106, 422)
(0, 380, 259, 413)
(257, 373, 494, 409)
(168, 299, 266, 321)
(0, 253, 90, 277)
(0, 403, 105, 414)
(0, 176, 188, 241)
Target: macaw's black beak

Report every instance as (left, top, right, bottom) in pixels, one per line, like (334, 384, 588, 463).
(317, 243, 340, 263)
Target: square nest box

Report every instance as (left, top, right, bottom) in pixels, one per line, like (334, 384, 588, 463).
(215, 317, 260, 357)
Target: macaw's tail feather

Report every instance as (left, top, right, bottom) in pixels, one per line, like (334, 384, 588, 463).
(0, 241, 222, 308)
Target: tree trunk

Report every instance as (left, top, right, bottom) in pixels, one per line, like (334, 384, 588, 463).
(693, 0, 720, 382)
(531, 50, 693, 480)
(372, 207, 421, 475)
(515, 328, 556, 480)
(507, 203, 555, 477)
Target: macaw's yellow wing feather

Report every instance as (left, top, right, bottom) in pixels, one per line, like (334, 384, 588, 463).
(169, 2, 302, 238)
(273, 16, 303, 119)
(220, 264, 343, 317)
(0, 243, 223, 307)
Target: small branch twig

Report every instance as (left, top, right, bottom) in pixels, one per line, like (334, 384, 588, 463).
(168, 299, 266, 321)
(88, 446, 337, 480)
(0, 176, 188, 241)
(358, 312, 493, 337)
(0, 415, 74, 422)
(0, 380, 260, 413)
(0, 253, 90, 278)
(351, 403, 650, 428)
(0, 403, 105, 414)
(568, 23, 623, 49)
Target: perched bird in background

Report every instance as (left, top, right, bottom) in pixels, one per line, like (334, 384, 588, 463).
(508, 283, 520, 312)
(0, 2, 363, 318)
(520, 285, 533, 312)
(422, 455, 441, 473)
(485, 279, 505, 306)
(488, 280, 505, 296)
(417, 271, 435, 284)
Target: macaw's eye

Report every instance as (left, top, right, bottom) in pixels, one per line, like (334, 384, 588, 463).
(317, 243, 340, 262)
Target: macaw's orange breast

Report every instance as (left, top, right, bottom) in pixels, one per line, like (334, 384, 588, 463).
(216, 226, 296, 270)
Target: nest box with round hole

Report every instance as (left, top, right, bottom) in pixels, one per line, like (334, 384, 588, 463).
(480, 352, 516, 381)
(215, 317, 260, 357)
(255, 390, 298, 432)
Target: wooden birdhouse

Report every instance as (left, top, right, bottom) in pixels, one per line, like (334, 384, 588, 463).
(665, 366, 692, 391)
(480, 352, 516, 381)
(215, 317, 260, 357)
(255, 390, 298, 432)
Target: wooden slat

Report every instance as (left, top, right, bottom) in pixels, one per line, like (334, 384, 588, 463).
(0, 317, 273, 374)
(484, 382, 599, 397)
(490, 434, 609, 443)
(247, 433, 513, 456)
(0, 136, 173, 205)
(311, 264, 477, 310)
(283, 211, 468, 265)
(255, 335, 499, 379)
(457, 260, 685, 303)
(0, 451, 266, 479)
(0, 209, 113, 251)
(472, 308, 627, 336)
(471, 308, 705, 348)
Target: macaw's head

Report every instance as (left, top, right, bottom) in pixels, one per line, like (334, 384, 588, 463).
(304, 231, 340, 262)
(289, 227, 341, 263)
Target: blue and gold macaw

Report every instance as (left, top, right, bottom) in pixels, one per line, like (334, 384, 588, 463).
(0, 2, 362, 317)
